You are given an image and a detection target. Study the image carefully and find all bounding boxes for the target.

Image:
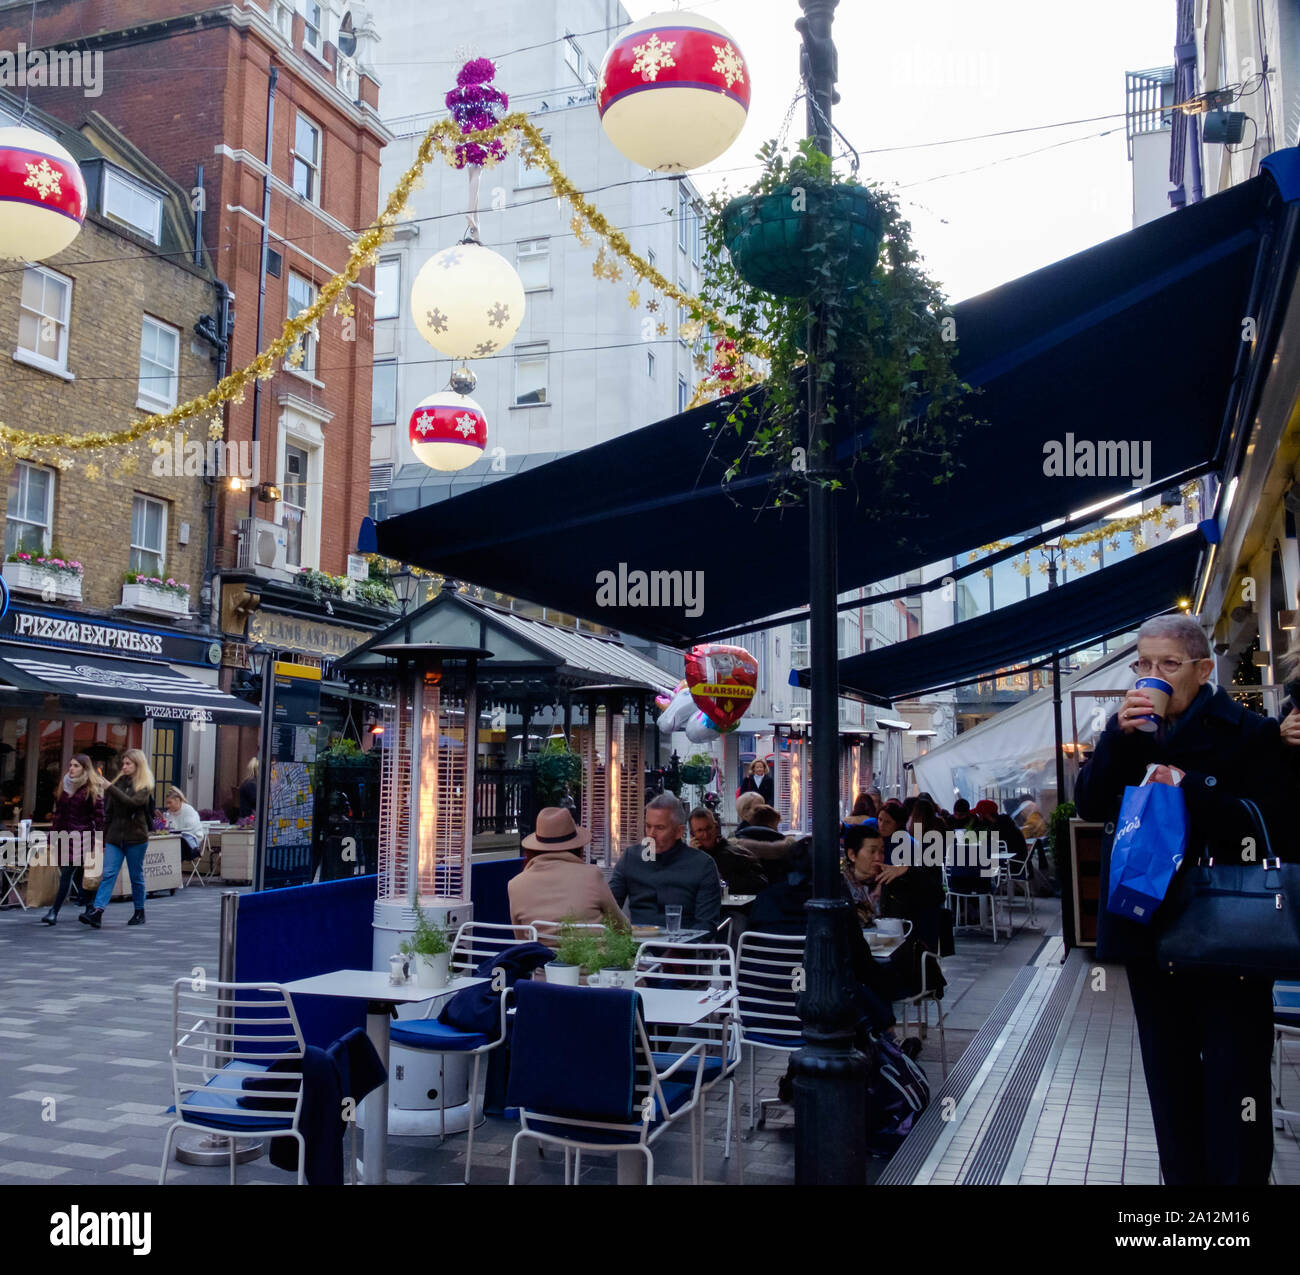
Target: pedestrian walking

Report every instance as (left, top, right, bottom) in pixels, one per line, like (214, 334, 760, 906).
(39, 753, 105, 926)
(80, 749, 156, 930)
(1075, 615, 1292, 1186)
(737, 758, 774, 804)
(238, 756, 259, 819)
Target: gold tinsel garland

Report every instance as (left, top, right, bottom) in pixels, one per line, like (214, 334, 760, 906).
(0, 112, 768, 469)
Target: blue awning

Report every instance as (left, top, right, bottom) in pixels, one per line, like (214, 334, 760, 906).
(374, 152, 1300, 646)
(793, 529, 1208, 702)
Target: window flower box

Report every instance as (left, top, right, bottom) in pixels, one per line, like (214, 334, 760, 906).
(121, 573, 190, 617)
(3, 554, 83, 601)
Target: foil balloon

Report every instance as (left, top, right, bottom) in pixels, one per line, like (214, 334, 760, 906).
(685, 643, 757, 730)
(657, 683, 696, 735)
(684, 710, 737, 743)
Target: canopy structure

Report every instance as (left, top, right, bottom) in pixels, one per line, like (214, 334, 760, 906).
(0, 645, 260, 724)
(374, 152, 1299, 646)
(909, 643, 1137, 813)
(793, 527, 1208, 702)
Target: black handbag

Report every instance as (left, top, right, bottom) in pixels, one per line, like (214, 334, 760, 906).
(1155, 798, 1300, 979)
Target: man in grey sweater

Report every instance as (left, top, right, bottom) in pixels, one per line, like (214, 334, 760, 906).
(610, 794, 722, 932)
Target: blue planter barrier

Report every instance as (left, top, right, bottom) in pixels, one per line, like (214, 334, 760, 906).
(469, 857, 524, 926)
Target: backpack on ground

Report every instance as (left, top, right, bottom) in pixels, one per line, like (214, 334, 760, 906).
(866, 1030, 930, 1157)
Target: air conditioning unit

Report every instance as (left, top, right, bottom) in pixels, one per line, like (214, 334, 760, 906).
(237, 517, 291, 576)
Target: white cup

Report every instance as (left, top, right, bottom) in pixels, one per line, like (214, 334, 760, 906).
(876, 917, 904, 938)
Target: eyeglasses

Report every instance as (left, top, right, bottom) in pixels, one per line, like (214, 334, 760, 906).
(1129, 657, 1204, 677)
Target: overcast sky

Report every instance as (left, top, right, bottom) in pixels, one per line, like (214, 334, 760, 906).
(624, 0, 1176, 302)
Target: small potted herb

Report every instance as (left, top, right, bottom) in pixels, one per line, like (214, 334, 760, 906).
(400, 898, 451, 988)
(595, 923, 641, 989)
(550, 921, 600, 986)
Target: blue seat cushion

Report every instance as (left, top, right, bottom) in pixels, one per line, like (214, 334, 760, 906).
(1275, 982, 1300, 1028)
(390, 1018, 490, 1052)
(169, 1062, 295, 1133)
(651, 1051, 725, 1083)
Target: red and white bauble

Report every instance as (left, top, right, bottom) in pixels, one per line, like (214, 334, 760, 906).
(409, 391, 488, 472)
(597, 11, 750, 172)
(0, 126, 87, 261)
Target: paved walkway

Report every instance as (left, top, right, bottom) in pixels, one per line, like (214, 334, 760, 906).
(2, 886, 1297, 1185)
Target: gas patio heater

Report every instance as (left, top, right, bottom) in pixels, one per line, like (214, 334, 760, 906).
(370, 642, 489, 1136)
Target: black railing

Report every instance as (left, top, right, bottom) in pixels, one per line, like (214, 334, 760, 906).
(474, 767, 532, 835)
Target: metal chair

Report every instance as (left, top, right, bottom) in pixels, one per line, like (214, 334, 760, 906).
(635, 939, 741, 1175)
(159, 978, 307, 1185)
(390, 921, 536, 1183)
(0, 833, 30, 909)
(180, 826, 214, 888)
(733, 930, 805, 1146)
(1273, 981, 1300, 1135)
(898, 947, 947, 1078)
(506, 980, 705, 1185)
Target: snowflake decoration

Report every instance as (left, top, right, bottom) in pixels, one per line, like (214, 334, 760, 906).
(631, 34, 676, 81)
(118, 454, 138, 476)
(24, 158, 61, 201)
(454, 413, 479, 437)
(208, 421, 224, 441)
(287, 343, 306, 368)
(1089, 550, 1101, 564)
(486, 301, 510, 329)
(570, 215, 591, 246)
(334, 297, 355, 319)
(84, 462, 100, 481)
(711, 42, 744, 89)
(425, 308, 448, 334)
(645, 298, 660, 313)
(1108, 539, 1121, 552)
(473, 339, 498, 356)
(680, 319, 703, 342)
(656, 321, 668, 337)
(414, 411, 436, 436)
(438, 248, 463, 269)
(626, 290, 641, 309)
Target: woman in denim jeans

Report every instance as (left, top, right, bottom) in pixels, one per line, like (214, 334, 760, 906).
(80, 749, 155, 929)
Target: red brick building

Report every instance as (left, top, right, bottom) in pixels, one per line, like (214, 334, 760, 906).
(0, 0, 396, 808)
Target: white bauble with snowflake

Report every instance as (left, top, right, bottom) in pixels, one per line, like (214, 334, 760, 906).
(0, 127, 88, 261)
(408, 390, 488, 472)
(597, 11, 750, 172)
(411, 242, 525, 360)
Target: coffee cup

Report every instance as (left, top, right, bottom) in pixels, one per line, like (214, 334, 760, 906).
(876, 917, 904, 938)
(1133, 677, 1172, 732)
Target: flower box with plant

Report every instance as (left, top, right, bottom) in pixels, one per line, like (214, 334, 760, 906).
(295, 567, 348, 603)
(354, 578, 398, 610)
(3, 549, 83, 600)
(594, 923, 640, 988)
(680, 752, 714, 788)
(549, 920, 603, 986)
(529, 735, 583, 808)
(121, 571, 190, 615)
(399, 897, 452, 988)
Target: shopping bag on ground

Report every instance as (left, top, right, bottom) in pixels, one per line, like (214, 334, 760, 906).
(1105, 764, 1187, 925)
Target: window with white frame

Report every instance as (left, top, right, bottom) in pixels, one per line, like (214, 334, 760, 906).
(677, 375, 688, 414)
(678, 187, 689, 250)
(130, 494, 167, 576)
(5, 462, 52, 555)
(516, 238, 550, 291)
(293, 111, 322, 202)
(373, 257, 400, 320)
(371, 359, 396, 424)
(137, 316, 180, 410)
(677, 280, 688, 345)
(17, 265, 71, 371)
(691, 202, 701, 266)
(514, 343, 548, 405)
(518, 135, 551, 187)
(564, 33, 583, 79)
(286, 272, 318, 375)
(646, 350, 655, 378)
(273, 1, 293, 38)
(102, 168, 163, 244)
(282, 443, 310, 567)
(647, 248, 656, 272)
(302, 0, 323, 49)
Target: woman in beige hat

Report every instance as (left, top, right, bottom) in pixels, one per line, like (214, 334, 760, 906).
(509, 807, 628, 931)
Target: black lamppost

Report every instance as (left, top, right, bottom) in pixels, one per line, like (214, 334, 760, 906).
(789, 0, 869, 1185)
(1041, 541, 1071, 953)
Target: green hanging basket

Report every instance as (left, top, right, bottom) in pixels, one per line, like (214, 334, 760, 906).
(721, 182, 885, 298)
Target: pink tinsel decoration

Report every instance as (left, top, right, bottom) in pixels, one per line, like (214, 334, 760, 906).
(447, 58, 509, 169)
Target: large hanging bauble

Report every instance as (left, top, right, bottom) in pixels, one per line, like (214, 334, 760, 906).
(411, 242, 525, 359)
(685, 643, 757, 730)
(0, 127, 88, 261)
(409, 390, 487, 472)
(597, 11, 750, 172)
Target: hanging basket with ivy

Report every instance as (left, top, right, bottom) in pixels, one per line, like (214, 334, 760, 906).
(721, 182, 884, 298)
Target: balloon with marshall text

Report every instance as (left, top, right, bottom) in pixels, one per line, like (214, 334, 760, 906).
(685, 643, 757, 730)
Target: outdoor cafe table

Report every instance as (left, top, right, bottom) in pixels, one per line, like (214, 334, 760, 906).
(281, 968, 486, 1185)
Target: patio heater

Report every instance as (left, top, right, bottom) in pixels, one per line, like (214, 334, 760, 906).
(370, 642, 489, 1136)
(574, 687, 646, 868)
(774, 721, 811, 832)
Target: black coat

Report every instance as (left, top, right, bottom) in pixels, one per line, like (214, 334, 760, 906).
(1074, 685, 1292, 965)
(739, 773, 774, 804)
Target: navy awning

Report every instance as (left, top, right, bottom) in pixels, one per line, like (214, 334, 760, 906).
(794, 530, 1208, 702)
(375, 152, 1299, 646)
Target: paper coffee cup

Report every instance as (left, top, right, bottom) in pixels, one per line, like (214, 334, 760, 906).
(1133, 676, 1172, 732)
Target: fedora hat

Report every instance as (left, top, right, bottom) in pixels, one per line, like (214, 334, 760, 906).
(521, 806, 592, 854)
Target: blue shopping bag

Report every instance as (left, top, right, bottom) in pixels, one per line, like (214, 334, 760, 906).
(1106, 767, 1188, 924)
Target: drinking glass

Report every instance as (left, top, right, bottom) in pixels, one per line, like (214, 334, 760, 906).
(665, 905, 683, 935)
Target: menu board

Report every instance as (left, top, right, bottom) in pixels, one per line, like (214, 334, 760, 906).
(255, 662, 322, 891)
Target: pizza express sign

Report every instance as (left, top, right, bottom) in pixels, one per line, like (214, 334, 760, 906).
(0, 608, 218, 666)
